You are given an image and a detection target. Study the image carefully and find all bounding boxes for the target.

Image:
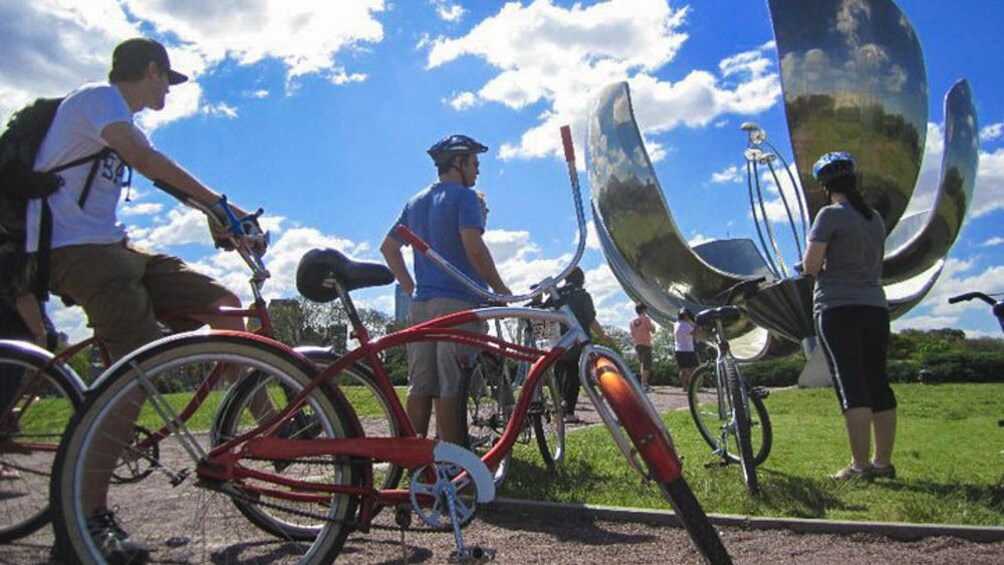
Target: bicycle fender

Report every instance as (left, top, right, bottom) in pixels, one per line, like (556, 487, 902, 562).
(433, 442, 496, 503)
(594, 356, 682, 483)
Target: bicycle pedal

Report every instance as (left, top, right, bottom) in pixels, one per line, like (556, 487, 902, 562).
(449, 546, 496, 563)
(750, 386, 769, 399)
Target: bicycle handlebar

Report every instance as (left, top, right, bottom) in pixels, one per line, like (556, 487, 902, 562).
(397, 124, 588, 305)
(948, 291, 997, 306)
(152, 180, 270, 281)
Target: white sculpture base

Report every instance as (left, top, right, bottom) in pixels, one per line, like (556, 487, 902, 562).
(798, 339, 833, 388)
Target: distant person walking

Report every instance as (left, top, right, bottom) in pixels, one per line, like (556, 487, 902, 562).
(630, 303, 656, 392)
(802, 151, 896, 481)
(553, 267, 605, 424)
(674, 307, 700, 391)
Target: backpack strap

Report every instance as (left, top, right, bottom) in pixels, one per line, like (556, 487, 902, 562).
(32, 146, 116, 301)
(35, 199, 53, 302)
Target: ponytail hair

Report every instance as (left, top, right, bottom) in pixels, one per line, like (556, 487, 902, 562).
(824, 175, 873, 220)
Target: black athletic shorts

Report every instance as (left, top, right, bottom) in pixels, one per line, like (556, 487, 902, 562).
(674, 351, 699, 369)
(815, 305, 896, 412)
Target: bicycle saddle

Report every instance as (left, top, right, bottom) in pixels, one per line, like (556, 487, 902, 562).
(297, 248, 395, 302)
(695, 305, 742, 326)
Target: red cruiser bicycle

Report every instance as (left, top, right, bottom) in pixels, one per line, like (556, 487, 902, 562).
(50, 127, 732, 564)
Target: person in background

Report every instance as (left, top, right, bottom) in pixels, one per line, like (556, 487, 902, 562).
(673, 307, 700, 392)
(381, 134, 511, 445)
(630, 303, 656, 392)
(553, 267, 605, 424)
(802, 151, 896, 481)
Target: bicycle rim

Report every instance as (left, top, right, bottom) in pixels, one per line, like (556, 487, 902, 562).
(51, 334, 359, 564)
(689, 365, 771, 465)
(532, 369, 564, 467)
(296, 348, 405, 494)
(725, 360, 759, 495)
(660, 478, 733, 565)
(0, 346, 82, 542)
(458, 351, 513, 486)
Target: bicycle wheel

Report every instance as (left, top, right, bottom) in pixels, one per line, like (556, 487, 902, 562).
(295, 347, 406, 493)
(0, 342, 83, 542)
(458, 351, 513, 486)
(660, 478, 733, 565)
(688, 364, 771, 465)
(51, 333, 360, 564)
(724, 359, 759, 495)
(531, 368, 564, 468)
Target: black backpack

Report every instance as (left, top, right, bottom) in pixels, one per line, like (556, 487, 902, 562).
(0, 97, 113, 300)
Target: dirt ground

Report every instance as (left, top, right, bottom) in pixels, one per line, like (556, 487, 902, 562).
(3, 386, 1001, 564)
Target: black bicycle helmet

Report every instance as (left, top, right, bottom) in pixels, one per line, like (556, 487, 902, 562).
(678, 307, 694, 321)
(812, 151, 856, 184)
(427, 134, 488, 166)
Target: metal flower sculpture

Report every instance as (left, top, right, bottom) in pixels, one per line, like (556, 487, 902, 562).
(586, 0, 979, 361)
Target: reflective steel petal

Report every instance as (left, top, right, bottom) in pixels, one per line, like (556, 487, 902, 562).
(882, 80, 979, 284)
(768, 0, 928, 232)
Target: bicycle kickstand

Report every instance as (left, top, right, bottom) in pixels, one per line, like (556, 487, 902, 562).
(445, 488, 496, 563)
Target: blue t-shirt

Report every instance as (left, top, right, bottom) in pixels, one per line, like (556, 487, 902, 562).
(389, 181, 487, 303)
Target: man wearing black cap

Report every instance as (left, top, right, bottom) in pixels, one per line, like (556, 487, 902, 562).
(28, 37, 264, 563)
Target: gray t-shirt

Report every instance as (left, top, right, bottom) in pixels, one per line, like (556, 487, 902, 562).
(807, 200, 888, 314)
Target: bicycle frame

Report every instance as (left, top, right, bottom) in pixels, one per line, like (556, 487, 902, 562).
(0, 240, 274, 459)
(198, 298, 684, 526)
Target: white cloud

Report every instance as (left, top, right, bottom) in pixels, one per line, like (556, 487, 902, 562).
(431, 0, 465, 22)
(424, 0, 780, 163)
(711, 164, 743, 184)
(203, 102, 238, 119)
(983, 237, 1004, 247)
(980, 122, 1002, 142)
(972, 145, 1004, 218)
(0, 1, 386, 124)
(448, 91, 477, 110)
(120, 202, 164, 217)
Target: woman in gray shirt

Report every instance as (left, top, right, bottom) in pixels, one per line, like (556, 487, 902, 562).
(802, 151, 897, 481)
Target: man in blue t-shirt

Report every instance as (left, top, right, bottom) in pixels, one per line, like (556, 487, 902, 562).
(381, 134, 511, 444)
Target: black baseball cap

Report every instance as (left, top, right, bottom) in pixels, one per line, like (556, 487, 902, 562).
(110, 38, 188, 85)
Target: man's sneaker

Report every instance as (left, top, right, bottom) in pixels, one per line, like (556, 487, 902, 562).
(869, 464, 897, 479)
(829, 465, 871, 480)
(86, 509, 150, 565)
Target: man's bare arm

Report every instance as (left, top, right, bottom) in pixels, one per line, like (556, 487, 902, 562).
(460, 228, 511, 296)
(101, 122, 248, 216)
(380, 236, 415, 296)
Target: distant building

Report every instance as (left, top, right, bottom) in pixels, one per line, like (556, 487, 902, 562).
(394, 284, 411, 324)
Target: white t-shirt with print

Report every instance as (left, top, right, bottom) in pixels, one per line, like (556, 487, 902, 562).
(26, 83, 145, 251)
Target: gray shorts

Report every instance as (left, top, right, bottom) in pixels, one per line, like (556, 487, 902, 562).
(407, 297, 485, 398)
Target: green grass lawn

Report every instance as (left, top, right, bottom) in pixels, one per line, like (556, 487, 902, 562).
(498, 383, 1004, 526)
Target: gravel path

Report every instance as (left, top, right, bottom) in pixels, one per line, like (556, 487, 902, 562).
(4, 386, 1001, 564)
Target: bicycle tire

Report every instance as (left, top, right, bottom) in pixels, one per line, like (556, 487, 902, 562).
(298, 348, 406, 493)
(688, 365, 772, 465)
(531, 368, 565, 468)
(457, 351, 513, 486)
(50, 332, 360, 564)
(0, 342, 83, 543)
(724, 359, 759, 495)
(660, 477, 733, 565)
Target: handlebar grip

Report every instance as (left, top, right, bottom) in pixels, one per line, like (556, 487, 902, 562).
(395, 225, 429, 253)
(948, 294, 967, 304)
(560, 125, 575, 163)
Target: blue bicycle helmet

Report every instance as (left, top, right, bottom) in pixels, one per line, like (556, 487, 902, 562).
(812, 151, 856, 184)
(427, 134, 488, 166)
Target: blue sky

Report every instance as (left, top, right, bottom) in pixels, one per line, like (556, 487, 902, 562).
(2, 0, 1002, 342)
